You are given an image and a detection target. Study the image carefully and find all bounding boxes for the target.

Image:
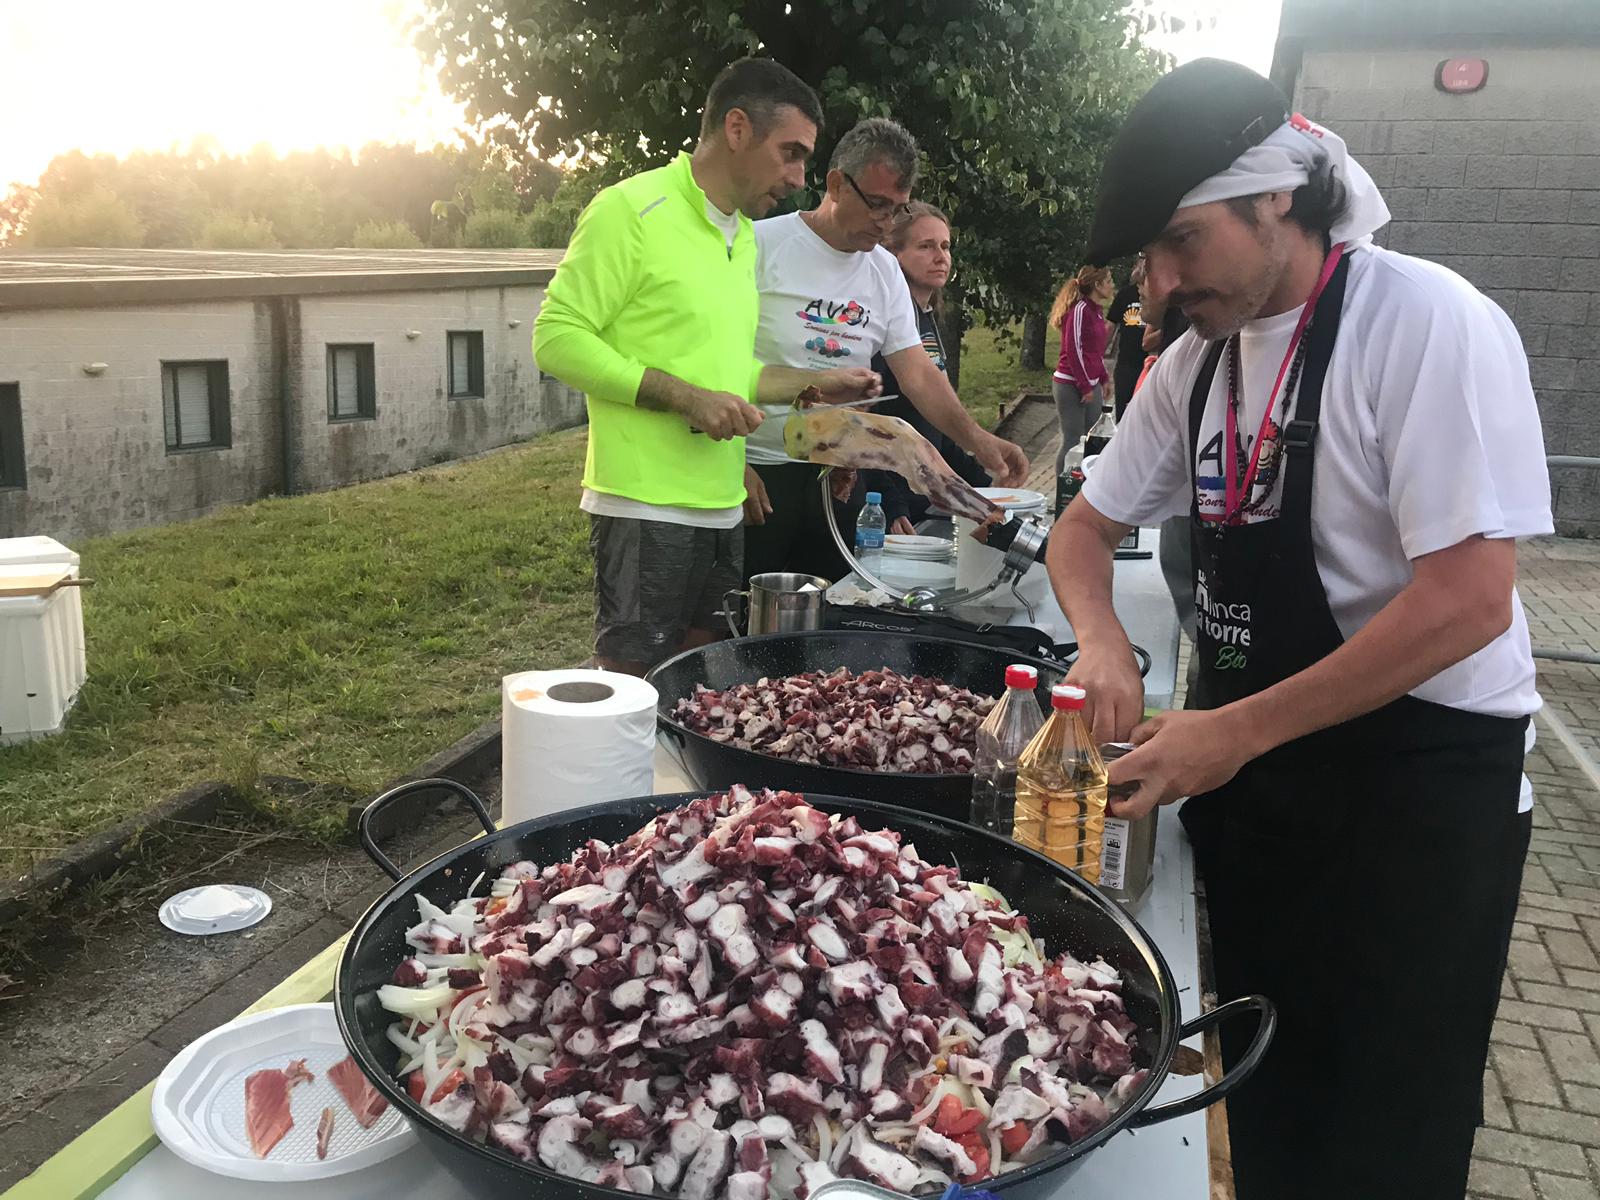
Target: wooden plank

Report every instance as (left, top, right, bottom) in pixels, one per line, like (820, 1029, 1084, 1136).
(0, 567, 69, 597)
(1194, 869, 1237, 1200)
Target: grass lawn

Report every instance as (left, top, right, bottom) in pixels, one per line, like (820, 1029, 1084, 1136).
(954, 323, 1054, 430)
(0, 431, 594, 878)
(0, 330, 1038, 878)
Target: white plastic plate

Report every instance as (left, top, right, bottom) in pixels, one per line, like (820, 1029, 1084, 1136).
(151, 1003, 415, 1182)
(883, 534, 954, 557)
(976, 486, 1048, 512)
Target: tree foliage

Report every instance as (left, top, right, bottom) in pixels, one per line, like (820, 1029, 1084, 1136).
(4, 142, 574, 251)
(463, 207, 526, 247)
(197, 212, 282, 250)
(413, 0, 1165, 323)
(23, 184, 146, 247)
(352, 218, 425, 249)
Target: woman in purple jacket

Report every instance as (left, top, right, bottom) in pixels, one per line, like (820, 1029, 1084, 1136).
(1049, 264, 1115, 474)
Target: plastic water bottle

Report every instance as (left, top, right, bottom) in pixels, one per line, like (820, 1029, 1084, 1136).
(855, 491, 887, 575)
(971, 664, 1046, 836)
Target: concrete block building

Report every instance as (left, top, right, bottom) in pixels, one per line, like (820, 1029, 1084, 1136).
(1273, 0, 1600, 533)
(0, 248, 584, 541)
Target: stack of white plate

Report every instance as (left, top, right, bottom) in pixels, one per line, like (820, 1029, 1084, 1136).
(883, 534, 955, 560)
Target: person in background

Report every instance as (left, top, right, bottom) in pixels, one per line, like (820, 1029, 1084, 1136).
(857, 201, 990, 535)
(744, 118, 1028, 581)
(1105, 259, 1147, 419)
(535, 58, 877, 676)
(1050, 265, 1114, 475)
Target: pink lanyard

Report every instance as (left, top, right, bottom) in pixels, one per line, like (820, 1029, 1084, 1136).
(1218, 243, 1345, 525)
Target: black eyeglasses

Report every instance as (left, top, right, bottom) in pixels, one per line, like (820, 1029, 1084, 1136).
(842, 171, 912, 221)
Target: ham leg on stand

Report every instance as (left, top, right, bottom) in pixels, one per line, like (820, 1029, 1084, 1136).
(782, 389, 1003, 527)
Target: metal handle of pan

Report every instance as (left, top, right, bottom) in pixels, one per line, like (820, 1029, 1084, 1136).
(721, 589, 749, 639)
(356, 777, 497, 881)
(1126, 994, 1277, 1127)
(1049, 641, 1154, 679)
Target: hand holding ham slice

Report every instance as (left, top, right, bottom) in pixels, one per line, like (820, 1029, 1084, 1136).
(785, 397, 1001, 526)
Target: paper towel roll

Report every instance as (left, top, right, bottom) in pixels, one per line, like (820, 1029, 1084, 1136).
(501, 668, 659, 826)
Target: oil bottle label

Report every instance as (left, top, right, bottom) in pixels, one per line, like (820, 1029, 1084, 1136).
(1100, 817, 1129, 891)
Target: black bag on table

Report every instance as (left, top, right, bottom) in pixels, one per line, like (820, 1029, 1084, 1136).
(824, 604, 1152, 676)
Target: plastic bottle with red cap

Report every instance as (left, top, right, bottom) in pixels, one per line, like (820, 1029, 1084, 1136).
(969, 664, 1046, 835)
(1014, 684, 1110, 882)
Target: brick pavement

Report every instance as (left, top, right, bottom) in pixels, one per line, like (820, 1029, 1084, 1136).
(1470, 536, 1600, 1200)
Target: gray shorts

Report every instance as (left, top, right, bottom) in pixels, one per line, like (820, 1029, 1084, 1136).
(589, 515, 744, 666)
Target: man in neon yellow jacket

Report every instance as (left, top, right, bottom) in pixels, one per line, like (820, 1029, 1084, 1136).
(536, 58, 877, 674)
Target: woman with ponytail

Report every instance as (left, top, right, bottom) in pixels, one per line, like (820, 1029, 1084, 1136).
(1049, 264, 1115, 474)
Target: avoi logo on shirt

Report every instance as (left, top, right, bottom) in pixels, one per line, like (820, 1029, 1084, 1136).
(797, 298, 871, 328)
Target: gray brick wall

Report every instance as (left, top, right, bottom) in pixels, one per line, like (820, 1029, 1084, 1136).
(0, 284, 586, 542)
(1294, 45, 1600, 534)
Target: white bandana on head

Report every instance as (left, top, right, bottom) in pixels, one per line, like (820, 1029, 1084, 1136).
(1175, 113, 1392, 246)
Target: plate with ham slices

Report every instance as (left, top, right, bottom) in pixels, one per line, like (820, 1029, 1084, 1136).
(151, 1002, 415, 1180)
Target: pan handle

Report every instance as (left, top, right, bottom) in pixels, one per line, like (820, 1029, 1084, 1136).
(721, 590, 748, 639)
(1126, 994, 1277, 1128)
(1050, 641, 1154, 679)
(357, 777, 497, 882)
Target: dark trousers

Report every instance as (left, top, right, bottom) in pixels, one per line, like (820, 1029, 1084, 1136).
(1183, 712, 1530, 1200)
(1113, 357, 1142, 419)
(743, 461, 854, 584)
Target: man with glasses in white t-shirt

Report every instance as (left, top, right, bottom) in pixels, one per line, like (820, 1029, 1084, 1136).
(742, 118, 1030, 581)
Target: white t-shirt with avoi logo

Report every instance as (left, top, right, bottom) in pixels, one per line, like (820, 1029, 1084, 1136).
(746, 212, 923, 467)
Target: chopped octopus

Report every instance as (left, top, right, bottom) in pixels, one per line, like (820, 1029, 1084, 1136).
(376, 788, 1147, 1198)
(671, 668, 994, 774)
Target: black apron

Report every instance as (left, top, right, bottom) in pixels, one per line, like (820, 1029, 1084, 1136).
(1177, 254, 1532, 1200)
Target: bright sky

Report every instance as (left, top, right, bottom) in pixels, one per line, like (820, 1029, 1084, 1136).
(0, 0, 1281, 193)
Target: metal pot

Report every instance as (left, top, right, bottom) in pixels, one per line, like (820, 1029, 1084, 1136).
(337, 779, 1275, 1200)
(723, 573, 830, 638)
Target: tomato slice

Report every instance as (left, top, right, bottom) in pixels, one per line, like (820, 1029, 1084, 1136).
(406, 1071, 426, 1102)
(1000, 1121, 1031, 1155)
(428, 1069, 466, 1104)
(945, 1108, 984, 1136)
(958, 1131, 991, 1181)
(932, 1093, 965, 1135)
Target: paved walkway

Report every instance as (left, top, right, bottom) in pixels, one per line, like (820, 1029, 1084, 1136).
(1471, 535, 1600, 1200)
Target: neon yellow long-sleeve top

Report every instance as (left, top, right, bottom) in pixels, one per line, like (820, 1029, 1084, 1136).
(534, 153, 759, 510)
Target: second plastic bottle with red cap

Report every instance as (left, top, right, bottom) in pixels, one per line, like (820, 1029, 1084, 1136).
(970, 664, 1046, 835)
(1014, 684, 1110, 882)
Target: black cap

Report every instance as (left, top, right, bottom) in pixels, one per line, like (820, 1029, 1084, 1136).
(1086, 58, 1291, 265)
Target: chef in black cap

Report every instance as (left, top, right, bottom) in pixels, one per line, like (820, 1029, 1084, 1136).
(1047, 58, 1552, 1200)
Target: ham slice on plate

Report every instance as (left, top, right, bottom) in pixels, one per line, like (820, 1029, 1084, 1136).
(328, 1055, 388, 1128)
(316, 1107, 336, 1160)
(244, 1069, 295, 1158)
(243, 1059, 319, 1157)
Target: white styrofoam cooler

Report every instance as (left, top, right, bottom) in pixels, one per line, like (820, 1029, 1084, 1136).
(0, 536, 87, 743)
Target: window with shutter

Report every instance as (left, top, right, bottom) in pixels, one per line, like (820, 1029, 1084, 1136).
(327, 344, 376, 420)
(0, 384, 24, 489)
(447, 331, 484, 398)
(161, 361, 230, 450)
